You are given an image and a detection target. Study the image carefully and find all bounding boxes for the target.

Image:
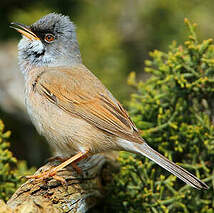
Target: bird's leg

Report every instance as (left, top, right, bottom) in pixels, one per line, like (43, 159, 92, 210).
(70, 152, 89, 174)
(26, 150, 89, 182)
(48, 156, 84, 174)
(51, 150, 89, 174)
(71, 162, 82, 174)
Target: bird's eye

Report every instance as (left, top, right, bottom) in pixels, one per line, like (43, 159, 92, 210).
(44, 33, 55, 43)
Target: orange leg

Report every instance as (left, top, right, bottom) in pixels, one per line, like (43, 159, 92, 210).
(70, 151, 89, 174)
(71, 162, 83, 174)
(26, 150, 89, 182)
(48, 156, 83, 174)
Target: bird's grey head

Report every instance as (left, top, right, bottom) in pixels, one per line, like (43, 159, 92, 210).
(12, 13, 82, 76)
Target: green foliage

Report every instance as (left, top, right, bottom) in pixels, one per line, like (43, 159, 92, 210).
(106, 20, 214, 212)
(0, 119, 35, 201)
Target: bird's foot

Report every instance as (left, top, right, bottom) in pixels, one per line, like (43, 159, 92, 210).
(25, 150, 89, 185)
(25, 169, 67, 186)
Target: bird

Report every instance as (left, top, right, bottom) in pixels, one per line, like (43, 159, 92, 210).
(11, 13, 208, 189)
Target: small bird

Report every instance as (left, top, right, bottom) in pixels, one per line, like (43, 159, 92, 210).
(11, 13, 208, 189)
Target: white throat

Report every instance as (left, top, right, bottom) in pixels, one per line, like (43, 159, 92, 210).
(18, 37, 82, 80)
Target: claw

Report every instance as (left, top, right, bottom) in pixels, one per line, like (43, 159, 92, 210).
(25, 170, 55, 180)
(24, 150, 89, 185)
(53, 175, 68, 188)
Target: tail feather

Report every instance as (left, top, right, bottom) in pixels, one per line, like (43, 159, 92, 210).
(119, 139, 208, 189)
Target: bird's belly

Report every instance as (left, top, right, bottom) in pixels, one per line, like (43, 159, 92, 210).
(25, 91, 117, 157)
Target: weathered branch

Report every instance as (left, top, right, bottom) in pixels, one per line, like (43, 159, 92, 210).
(4, 153, 118, 213)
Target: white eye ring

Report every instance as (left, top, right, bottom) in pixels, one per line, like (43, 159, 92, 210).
(44, 33, 55, 43)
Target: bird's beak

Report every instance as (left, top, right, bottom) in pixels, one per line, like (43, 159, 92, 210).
(10, 22, 40, 41)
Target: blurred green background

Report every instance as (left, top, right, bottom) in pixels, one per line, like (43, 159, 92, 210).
(1, 0, 214, 211)
(0, 0, 214, 169)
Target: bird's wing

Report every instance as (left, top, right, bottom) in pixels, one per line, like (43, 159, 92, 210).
(35, 65, 142, 143)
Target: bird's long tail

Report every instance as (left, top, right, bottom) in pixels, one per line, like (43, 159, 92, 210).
(119, 139, 208, 189)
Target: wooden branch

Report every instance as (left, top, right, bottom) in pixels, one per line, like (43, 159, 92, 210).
(5, 153, 118, 213)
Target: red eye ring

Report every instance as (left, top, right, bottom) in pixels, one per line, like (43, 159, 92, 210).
(44, 33, 55, 43)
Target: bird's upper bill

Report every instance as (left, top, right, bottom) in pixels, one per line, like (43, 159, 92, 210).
(10, 22, 40, 41)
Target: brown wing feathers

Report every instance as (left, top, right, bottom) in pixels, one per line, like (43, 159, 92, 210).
(35, 67, 142, 143)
